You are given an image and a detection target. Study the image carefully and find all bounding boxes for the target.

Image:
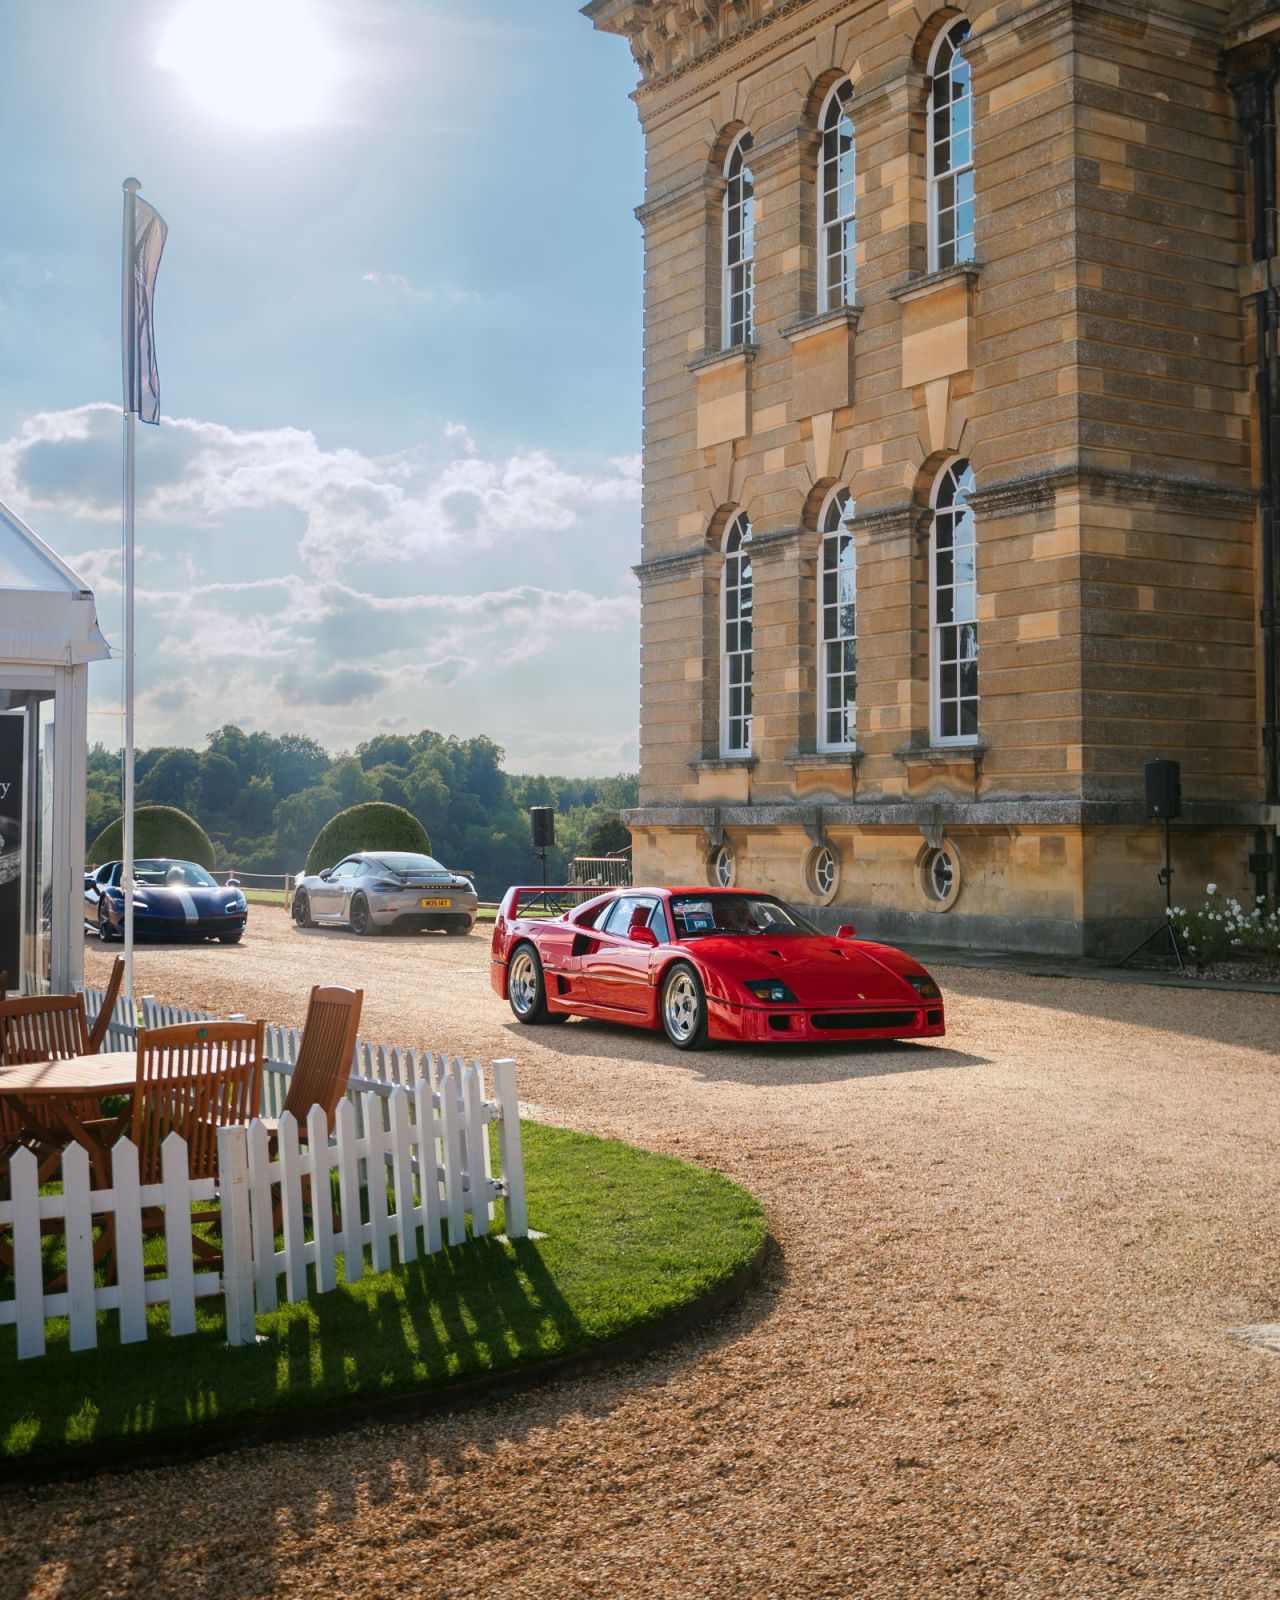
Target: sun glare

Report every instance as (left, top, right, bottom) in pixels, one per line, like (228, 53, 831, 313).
(157, 0, 342, 132)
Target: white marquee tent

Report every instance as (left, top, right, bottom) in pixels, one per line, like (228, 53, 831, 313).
(0, 498, 109, 995)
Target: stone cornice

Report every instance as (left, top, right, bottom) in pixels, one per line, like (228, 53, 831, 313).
(585, 0, 823, 95)
(887, 261, 984, 305)
(635, 170, 721, 227)
(780, 304, 864, 343)
(748, 525, 807, 555)
(632, 547, 714, 583)
(971, 466, 1259, 520)
(847, 505, 919, 543)
(623, 799, 1280, 829)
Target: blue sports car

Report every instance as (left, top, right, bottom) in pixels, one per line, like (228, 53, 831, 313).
(85, 858, 249, 944)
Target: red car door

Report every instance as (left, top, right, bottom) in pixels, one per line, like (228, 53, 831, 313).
(581, 894, 665, 1014)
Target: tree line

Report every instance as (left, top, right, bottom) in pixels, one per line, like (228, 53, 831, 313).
(86, 726, 637, 900)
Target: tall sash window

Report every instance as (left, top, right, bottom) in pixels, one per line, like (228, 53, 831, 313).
(721, 513, 753, 755)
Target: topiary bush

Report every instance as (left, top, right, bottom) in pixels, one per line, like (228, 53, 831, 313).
(88, 805, 216, 869)
(304, 802, 431, 876)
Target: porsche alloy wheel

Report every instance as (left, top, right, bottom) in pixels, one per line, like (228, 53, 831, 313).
(508, 944, 549, 1024)
(350, 894, 377, 936)
(292, 889, 315, 928)
(661, 963, 708, 1051)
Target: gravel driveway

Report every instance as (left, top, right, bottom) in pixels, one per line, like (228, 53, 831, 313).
(2, 915, 1277, 1599)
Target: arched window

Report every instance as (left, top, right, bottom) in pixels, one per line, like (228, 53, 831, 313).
(723, 134, 755, 347)
(818, 81, 856, 311)
(927, 20, 974, 271)
(721, 512, 753, 755)
(818, 489, 857, 751)
(930, 459, 978, 743)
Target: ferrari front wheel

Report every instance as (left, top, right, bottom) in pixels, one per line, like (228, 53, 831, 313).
(661, 962, 708, 1051)
(508, 943, 553, 1024)
(97, 905, 116, 943)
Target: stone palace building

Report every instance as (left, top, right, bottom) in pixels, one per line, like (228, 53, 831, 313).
(586, 0, 1280, 955)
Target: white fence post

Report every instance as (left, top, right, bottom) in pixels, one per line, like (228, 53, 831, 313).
(162, 1132, 197, 1338)
(11, 1148, 45, 1359)
(493, 1060, 527, 1238)
(61, 1143, 96, 1353)
(218, 1125, 256, 1348)
(3, 1009, 529, 1360)
(333, 1098, 363, 1282)
(277, 1111, 308, 1304)
(112, 1138, 148, 1345)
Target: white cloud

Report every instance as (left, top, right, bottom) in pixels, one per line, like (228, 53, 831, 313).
(361, 270, 480, 306)
(0, 403, 640, 577)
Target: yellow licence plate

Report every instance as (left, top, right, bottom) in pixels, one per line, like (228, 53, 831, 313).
(421, 898, 451, 908)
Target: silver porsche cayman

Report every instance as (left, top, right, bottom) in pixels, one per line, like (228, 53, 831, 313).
(291, 851, 478, 936)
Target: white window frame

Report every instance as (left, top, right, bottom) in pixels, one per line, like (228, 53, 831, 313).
(927, 20, 975, 272)
(817, 80, 857, 311)
(720, 512, 753, 757)
(929, 458, 979, 746)
(722, 133, 755, 348)
(817, 488, 857, 753)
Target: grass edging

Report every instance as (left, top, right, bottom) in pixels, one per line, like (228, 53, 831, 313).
(0, 1232, 771, 1488)
(0, 1123, 769, 1486)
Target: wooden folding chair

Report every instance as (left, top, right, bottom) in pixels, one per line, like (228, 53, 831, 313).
(277, 986, 363, 1138)
(0, 995, 98, 1176)
(131, 1020, 265, 1271)
(87, 957, 126, 1054)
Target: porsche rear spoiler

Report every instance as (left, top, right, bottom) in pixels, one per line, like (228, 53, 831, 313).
(497, 885, 609, 922)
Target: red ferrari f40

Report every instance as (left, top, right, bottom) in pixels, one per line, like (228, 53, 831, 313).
(491, 885, 946, 1050)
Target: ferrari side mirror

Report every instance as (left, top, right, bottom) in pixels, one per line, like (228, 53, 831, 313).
(319, 868, 332, 881)
(837, 923, 857, 940)
(629, 925, 659, 948)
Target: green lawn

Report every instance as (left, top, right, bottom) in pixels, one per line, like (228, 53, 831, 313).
(0, 1123, 765, 1466)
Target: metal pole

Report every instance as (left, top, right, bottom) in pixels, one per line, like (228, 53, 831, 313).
(121, 178, 140, 1002)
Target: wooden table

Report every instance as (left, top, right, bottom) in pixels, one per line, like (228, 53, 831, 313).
(0, 1050, 138, 1186)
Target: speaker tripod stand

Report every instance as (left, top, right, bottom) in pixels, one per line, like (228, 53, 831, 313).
(1117, 815, 1186, 973)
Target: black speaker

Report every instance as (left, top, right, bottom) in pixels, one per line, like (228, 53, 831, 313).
(1144, 759, 1181, 820)
(530, 806, 556, 849)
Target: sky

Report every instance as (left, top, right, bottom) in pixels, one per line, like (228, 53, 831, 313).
(0, 0, 645, 776)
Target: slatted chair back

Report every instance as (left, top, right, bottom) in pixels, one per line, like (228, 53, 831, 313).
(87, 957, 126, 1054)
(282, 986, 363, 1133)
(0, 995, 91, 1066)
(131, 1020, 265, 1185)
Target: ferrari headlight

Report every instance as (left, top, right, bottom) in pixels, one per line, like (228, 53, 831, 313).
(745, 978, 797, 1004)
(906, 974, 941, 1000)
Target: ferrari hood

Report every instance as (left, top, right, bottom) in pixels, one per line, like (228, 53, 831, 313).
(688, 935, 925, 1007)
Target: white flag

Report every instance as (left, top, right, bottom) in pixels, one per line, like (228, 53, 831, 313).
(124, 196, 167, 424)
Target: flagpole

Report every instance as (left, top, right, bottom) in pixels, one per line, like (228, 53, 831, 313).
(121, 177, 140, 1003)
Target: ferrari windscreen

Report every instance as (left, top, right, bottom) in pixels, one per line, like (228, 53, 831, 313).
(130, 860, 217, 888)
(668, 895, 819, 939)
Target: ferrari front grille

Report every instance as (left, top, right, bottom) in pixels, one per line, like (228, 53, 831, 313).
(811, 1010, 917, 1031)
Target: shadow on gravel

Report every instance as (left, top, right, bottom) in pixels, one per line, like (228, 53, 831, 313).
(498, 1014, 989, 1087)
(4, 1248, 786, 1600)
(923, 961, 1279, 1051)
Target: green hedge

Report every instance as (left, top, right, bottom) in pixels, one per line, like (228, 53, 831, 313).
(304, 803, 431, 876)
(88, 806, 216, 870)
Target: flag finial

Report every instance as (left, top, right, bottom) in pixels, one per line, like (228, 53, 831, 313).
(123, 177, 142, 192)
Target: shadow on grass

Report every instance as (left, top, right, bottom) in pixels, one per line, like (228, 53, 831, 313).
(0, 1123, 766, 1490)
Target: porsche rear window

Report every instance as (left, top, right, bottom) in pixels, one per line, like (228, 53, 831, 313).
(668, 895, 819, 938)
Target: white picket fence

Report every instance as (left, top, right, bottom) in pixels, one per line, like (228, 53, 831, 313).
(1, 992, 526, 1359)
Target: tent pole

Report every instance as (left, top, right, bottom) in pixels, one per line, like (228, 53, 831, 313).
(121, 179, 139, 1003)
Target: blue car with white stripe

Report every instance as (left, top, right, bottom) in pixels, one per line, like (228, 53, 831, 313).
(85, 858, 248, 944)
